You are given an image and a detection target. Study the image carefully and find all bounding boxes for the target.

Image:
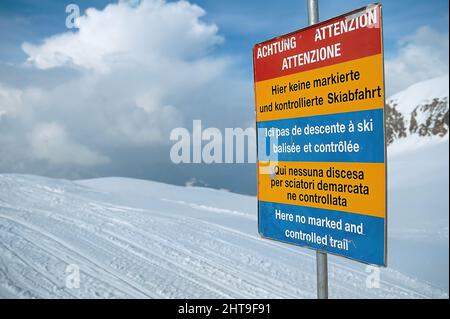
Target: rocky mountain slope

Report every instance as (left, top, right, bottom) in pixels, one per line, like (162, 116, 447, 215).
(385, 75, 449, 145)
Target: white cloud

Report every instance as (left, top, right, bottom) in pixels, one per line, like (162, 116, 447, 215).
(0, 84, 45, 118)
(0, 0, 251, 175)
(385, 26, 449, 96)
(22, 0, 223, 72)
(30, 123, 109, 166)
(0, 84, 22, 117)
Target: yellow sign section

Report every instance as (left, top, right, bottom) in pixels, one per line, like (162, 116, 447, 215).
(256, 54, 384, 122)
(258, 161, 385, 218)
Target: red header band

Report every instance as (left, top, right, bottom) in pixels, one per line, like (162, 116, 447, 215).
(253, 4, 382, 82)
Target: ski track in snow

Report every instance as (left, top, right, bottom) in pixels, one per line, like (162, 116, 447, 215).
(0, 175, 447, 299)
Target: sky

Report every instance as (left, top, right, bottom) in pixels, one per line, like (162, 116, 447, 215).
(0, 0, 449, 194)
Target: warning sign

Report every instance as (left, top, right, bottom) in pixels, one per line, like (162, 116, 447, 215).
(253, 4, 387, 265)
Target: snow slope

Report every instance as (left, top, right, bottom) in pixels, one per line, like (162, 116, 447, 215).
(0, 136, 448, 298)
(387, 75, 449, 116)
(385, 75, 449, 147)
(387, 138, 448, 290)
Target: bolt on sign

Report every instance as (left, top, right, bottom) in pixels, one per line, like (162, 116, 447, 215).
(253, 3, 387, 266)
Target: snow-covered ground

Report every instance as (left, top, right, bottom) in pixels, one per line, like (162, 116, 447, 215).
(0, 137, 448, 298)
(387, 136, 448, 291)
(386, 75, 449, 117)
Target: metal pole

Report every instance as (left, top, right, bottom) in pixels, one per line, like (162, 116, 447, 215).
(307, 0, 319, 25)
(316, 251, 328, 298)
(307, 0, 328, 299)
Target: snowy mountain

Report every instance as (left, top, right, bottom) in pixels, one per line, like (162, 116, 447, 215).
(0, 132, 448, 298)
(385, 75, 449, 145)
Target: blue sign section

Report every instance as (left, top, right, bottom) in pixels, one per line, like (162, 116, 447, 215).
(258, 201, 385, 265)
(257, 109, 384, 163)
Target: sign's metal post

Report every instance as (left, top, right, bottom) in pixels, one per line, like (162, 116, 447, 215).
(316, 251, 328, 299)
(307, 0, 319, 25)
(307, 0, 329, 300)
